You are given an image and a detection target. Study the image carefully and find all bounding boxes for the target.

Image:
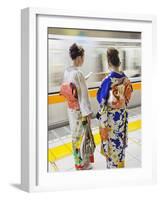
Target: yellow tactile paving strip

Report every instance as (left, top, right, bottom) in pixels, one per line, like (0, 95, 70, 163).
(48, 119, 141, 162)
(48, 82, 141, 105)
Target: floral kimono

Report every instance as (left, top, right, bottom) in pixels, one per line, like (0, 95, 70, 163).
(97, 71, 133, 168)
(62, 66, 93, 169)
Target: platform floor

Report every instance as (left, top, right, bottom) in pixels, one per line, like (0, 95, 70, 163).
(48, 106, 141, 172)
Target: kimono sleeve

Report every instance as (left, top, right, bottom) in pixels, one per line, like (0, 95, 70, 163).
(97, 76, 111, 105)
(74, 71, 92, 117)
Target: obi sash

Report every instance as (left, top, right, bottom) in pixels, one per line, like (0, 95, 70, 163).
(60, 82, 80, 110)
(108, 77, 133, 109)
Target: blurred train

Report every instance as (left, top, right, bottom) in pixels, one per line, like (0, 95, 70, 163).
(48, 28, 141, 129)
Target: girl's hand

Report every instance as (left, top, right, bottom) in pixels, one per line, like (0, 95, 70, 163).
(82, 113, 92, 126)
(85, 72, 93, 80)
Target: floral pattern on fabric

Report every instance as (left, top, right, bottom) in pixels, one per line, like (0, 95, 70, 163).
(97, 71, 132, 169)
(68, 109, 95, 168)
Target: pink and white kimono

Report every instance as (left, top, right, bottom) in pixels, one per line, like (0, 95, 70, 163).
(62, 65, 93, 169)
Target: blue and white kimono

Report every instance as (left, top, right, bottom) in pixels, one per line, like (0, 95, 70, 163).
(97, 71, 132, 168)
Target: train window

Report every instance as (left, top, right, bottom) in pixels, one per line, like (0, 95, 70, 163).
(48, 28, 141, 93)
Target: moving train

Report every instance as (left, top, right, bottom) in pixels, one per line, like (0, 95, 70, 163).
(48, 28, 141, 129)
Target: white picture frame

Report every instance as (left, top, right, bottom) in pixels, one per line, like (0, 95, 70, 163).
(21, 7, 157, 192)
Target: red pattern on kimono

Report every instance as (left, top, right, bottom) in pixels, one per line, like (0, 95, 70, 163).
(60, 82, 80, 110)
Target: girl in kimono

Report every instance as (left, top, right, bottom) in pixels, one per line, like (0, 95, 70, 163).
(61, 43, 93, 170)
(96, 48, 133, 169)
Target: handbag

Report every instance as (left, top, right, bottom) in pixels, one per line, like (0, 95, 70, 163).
(82, 118, 96, 163)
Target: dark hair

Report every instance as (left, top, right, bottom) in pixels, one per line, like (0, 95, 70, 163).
(107, 47, 120, 67)
(69, 43, 84, 60)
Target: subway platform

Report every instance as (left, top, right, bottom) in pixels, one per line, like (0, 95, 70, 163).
(48, 106, 141, 172)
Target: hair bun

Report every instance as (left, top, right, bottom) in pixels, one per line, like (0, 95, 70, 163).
(107, 47, 120, 67)
(69, 43, 79, 52)
(69, 43, 84, 60)
(107, 48, 119, 56)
